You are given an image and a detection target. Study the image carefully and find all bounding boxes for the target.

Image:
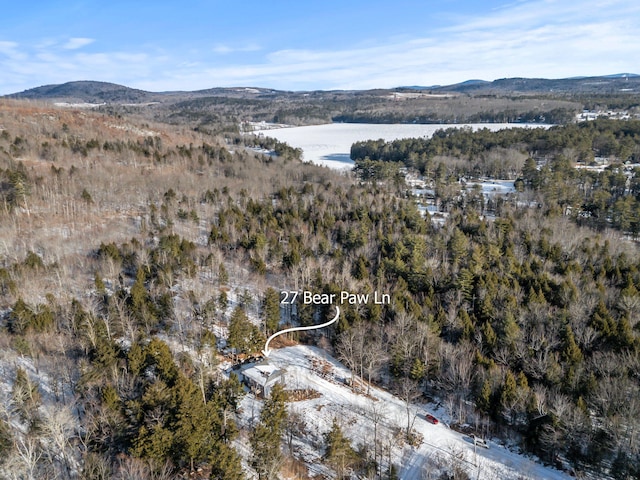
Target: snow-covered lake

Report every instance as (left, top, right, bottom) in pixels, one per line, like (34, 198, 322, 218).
(254, 123, 547, 169)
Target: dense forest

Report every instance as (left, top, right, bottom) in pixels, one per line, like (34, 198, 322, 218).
(0, 100, 328, 479)
(345, 119, 640, 477)
(351, 119, 640, 170)
(0, 100, 639, 479)
(352, 119, 640, 235)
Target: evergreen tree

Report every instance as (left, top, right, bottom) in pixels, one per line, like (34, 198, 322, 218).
(477, 379, 492, 414)
(227, 306, 265, 355)
(263, 288, 281, 335)
(590, 299, 614, 338)
(172, 375, 215, 470)
(250, 383, 287, 480)
(561, 324, 583, 365)
(324, 418, 359, 478)
(145, 338, 179, 385)
(500, 371, 517, 422)
(11, 367, 41, 421)
(218, 263, 229, 285)
(209, 443, 244, 480)
(448, 228, 469, 266)
(409, 357, 426, 382)
(130, 266, 157, 326)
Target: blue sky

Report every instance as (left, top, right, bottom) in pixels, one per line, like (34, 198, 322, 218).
(1, 0, 638, 94)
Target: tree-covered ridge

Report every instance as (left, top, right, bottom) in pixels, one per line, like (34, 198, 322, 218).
(7, 80, 587, 129)
(351, 119, 640, 173)
(1, 100, 639, 478)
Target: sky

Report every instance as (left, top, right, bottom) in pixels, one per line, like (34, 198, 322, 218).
(1, 0, 639, 94)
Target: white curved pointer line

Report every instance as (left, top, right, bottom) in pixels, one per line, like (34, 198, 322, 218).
(262, 305, 340, 357)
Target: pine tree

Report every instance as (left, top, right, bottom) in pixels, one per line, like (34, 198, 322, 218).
(228, 306, 265, 355)
(132, 424, 174, 466)
(481, 321, 497, 352)
(218, 263, 229, 285)
(590, 299, 614, 338)
(352, 255, 369, 280)
(172, 375, 214, 470)
(263, 288, 280, 335)
(456, 268, 474, 302)
(409, 357, 426, 382)
(477, 379, 492, 414)
(614, 315, 635, 349)
(7, 298, 34, 334)
(94, 271, 106, 294)
(218, 290, 228, 312)
(145, 338, 179, 385)
(458, 309, 475, 341)
(130, 266, 157, 326)
(500, 312, 521, 350)
(522, 157, 539, 188)
(500, 371, 517, 422)
(324, 418, 358, 478)
(448, 228, 469, 266)
(11, 367, 41, 422)
(7, 168, 30, 209)
(250, 383, 287, 480)
(561, 324, 583, 365)
(210, 443, 244, 480)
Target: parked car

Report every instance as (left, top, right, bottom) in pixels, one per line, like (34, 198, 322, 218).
(469, 434, 489, 449)
(425, 414, 439, 424)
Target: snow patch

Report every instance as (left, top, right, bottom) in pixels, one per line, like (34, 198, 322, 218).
(239, 345, 573, 479)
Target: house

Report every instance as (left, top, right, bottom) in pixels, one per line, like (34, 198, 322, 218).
(238, 359, 286, 397)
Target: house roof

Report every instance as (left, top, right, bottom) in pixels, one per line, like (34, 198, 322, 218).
(240, 360, 284, 386)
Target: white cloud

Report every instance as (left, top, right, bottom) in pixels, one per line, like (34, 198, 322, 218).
(217, 0, 640, 89)
(139, 0, 639, 91)
(1, 0, 639, 93)
(0, 44, 156, 94)
(212, 43, 261, 55)
(63, 37, 95, 50)
(0, 41, 26, 61)
(0, 41, 19, 52)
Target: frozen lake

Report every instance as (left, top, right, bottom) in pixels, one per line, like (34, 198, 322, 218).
(254, 122, 547, 169)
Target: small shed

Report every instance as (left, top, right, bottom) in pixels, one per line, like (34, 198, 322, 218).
(239, 359, 286, 397)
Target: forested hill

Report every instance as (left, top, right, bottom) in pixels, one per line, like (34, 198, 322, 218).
(4, 81, 158, 103)
(8, 75, 640, 127)
(1, 99, 639, 478)
(426, 74, 640, 95)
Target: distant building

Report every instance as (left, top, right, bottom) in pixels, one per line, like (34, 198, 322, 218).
(238, 359, 286, 397)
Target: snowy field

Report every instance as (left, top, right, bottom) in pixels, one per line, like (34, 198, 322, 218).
(466, 179, 517, 196)
(240, 345, 573, 480)
(254, 123, 547, 169)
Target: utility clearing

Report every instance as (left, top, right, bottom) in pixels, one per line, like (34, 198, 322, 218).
(238, 345, 572, 480)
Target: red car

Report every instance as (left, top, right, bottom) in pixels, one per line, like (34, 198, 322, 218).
(425, 414, 439, 424)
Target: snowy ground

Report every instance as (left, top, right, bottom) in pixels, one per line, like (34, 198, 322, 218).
(466, 180, 516, 196)
(241, 345, 572, 480)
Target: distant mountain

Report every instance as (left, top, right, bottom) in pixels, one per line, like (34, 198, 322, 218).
(6, 74, 639, 105)
(602, 73, 640, 79)
(6, 80, 160, 104)
(5, 81, 288, 105)
(427, 75, 640, 94)
(4, 74, 637, 128)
